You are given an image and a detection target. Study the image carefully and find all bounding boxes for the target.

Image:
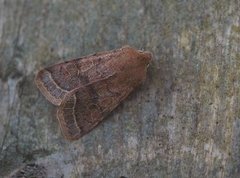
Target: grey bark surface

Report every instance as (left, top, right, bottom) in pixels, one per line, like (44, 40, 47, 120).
(0, 0, 240, 177)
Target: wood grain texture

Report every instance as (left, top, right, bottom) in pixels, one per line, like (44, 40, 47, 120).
(1, 0, 240, 177)
(9, 164, 46, 178)
(35, 46, 152, 140)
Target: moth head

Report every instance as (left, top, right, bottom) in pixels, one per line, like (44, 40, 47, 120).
(121, 46, 152, 67)
(137, 50, 152, 67)
(117, 46, 152, 86)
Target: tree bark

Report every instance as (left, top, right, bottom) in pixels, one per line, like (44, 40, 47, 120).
(0, 0, 239, 177)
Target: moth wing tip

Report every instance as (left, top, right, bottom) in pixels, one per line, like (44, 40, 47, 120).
(34, 73, 62, 106)
(57, 106, 82, 141)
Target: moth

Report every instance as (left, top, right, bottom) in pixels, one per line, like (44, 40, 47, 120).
(35, 46, 152, 140)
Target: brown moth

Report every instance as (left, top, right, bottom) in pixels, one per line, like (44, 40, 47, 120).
(35, 46, 152, 140)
